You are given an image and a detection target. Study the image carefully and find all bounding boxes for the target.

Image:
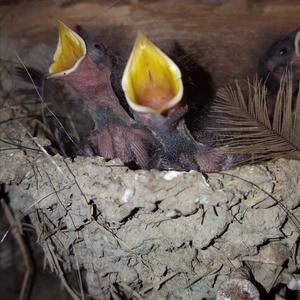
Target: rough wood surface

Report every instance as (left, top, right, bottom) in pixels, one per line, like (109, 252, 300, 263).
(2, 0, 300, 87)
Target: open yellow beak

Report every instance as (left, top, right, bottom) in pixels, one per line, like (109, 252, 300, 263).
(121, 32, 183, 114)
(295, 29, 300, 57)
(48, 21, 86, 78)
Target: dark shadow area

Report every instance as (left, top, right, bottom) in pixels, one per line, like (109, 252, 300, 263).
(268, 283, 300, 300)
(0, 184, 88, 300)
(15, 66, 94, 158)
(169, 42, 216, 144)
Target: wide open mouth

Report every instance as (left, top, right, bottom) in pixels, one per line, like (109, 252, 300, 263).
(121, 32, 183, 114)
(48, 21, 86, 78)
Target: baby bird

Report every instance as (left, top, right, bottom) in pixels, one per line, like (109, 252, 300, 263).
(259, 29, 300, 118)
(48, 22, 162, 169)
(122, 32, 224, 172)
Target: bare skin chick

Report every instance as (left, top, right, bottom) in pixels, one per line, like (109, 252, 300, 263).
(48, 22, 162, 169)
(122, 32, 225, 172)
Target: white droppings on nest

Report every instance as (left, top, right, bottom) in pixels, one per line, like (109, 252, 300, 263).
(166, 210, 178, 218)
(24, 170, 31, 178)
(163, 170, 182, 181)
(288, 278, 300, 290)
(196, 196, 209, 204)
(201, 174, 210, 187)
(121, 188, 133, 203)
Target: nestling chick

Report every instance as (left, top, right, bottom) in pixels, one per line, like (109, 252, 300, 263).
(259, 29, 300, 118)
(122, 32, 224, 172)
(48, 22, 162, 169)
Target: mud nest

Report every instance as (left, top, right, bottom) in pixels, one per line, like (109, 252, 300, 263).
(0, 1, 300, 299)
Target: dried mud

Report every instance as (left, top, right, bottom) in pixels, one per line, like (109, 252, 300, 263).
(0, 1, 300, 299)
(2, 114, 300, 299)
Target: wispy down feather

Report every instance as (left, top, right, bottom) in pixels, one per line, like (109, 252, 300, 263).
(209, 73, 300, 165)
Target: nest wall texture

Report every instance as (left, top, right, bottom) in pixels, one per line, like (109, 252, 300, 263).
(1, 101, 300, 298)
(0, 1, 300, 299)
(4, 149, 300, 299)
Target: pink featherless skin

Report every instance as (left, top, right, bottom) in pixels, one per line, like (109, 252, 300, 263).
(55, 54, 226, 172)
(51, 54, 162, 169)
(49, 27, 231, 172)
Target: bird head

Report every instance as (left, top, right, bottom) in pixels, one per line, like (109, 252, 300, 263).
(48, 21, 87, 78)
(121, 32, 183, 116)
(260, 29, 300, 84)
(48, 21, 110, 80)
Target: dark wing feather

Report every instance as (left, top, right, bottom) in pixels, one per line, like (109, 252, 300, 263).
(15, 66, 45, 87)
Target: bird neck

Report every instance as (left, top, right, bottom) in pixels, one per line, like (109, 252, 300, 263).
(54, 55, 116, 110)
(133, 103, 188, 131)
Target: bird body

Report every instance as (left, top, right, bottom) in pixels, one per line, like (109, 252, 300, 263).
(122, 32, 224, 172)
(20, 22, 231, 172)
(48, 22, 162, 169)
